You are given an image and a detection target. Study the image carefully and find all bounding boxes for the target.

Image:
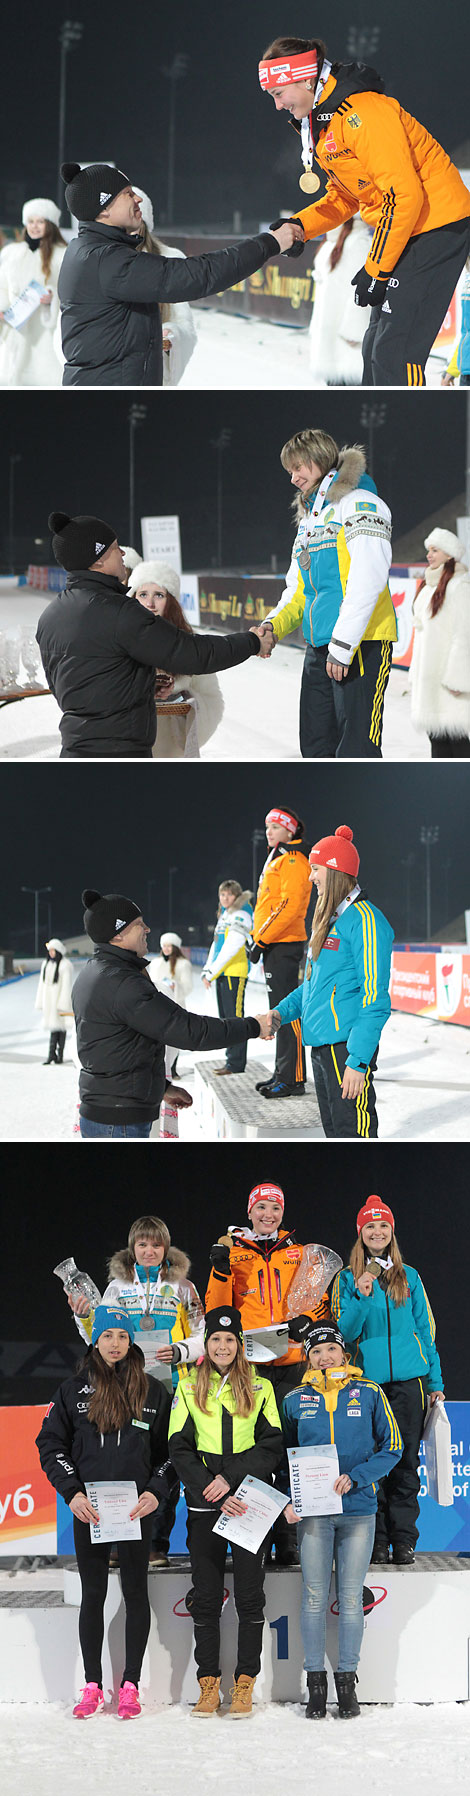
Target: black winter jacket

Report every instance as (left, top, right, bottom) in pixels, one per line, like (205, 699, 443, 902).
(73, 943, 261, 1122)
(58, 222, 280, 386)
(36, 1368, 177, 1505)
(36, 572, 262, 757)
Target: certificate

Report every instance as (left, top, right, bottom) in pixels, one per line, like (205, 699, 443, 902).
(288, 1445, 343, 1517)
(133, 1324, 173, 1387)
(243, 1324, 290, 1363)
(212, 1475, 289, 1554)
(85, 1480, 141, 1543)
(3, 280, 49, 329)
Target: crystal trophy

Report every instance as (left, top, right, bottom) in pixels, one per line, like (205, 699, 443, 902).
(286, 1244, 343, 1317)
(53, 1255, 101, 1311)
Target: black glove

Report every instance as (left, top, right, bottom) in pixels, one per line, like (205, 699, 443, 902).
(247, 942, 262, 964)
(209, 1241, 231, 1276)
(352, 265, 389, 308)
(270, 217, 306, 259)
(287, 1313, 313, 1344)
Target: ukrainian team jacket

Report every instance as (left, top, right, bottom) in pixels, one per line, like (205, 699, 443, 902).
(253, 839, 311, 945)
(74, 1250, 205, 1379)
(275, 892, 394, 1070)
(168, 1366, 283, 1509)
(205, 1228, 330, 1367)
(291, 69, 470, 280)
(331, 1265, 443, 1392)
(266, 449, 396, 666)
(204, 900, 253, 982)
(281, 1364, 403, 1516)
(36, 1368, 177, 1506)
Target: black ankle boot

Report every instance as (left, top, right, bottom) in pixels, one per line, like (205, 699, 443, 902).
(306, 1671, 327, 1718)
(334, 1672, 360, 1718)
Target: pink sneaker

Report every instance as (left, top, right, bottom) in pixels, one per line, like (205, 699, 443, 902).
(118, 1681, 141, 1720)
(73, 1683, 104, 1719)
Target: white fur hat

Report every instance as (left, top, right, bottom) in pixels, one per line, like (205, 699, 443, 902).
(46, 937, 66, 954)
(424, 528, 466, 562)
(160, 932, 182, 949)
(126, 560, 181, 601)
(121, 546, 143, 571)
(23, 197, 62, 228)
(134, 187, 154, 233)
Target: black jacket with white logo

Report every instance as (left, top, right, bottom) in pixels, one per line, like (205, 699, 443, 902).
(36, 1368, 177, 1505)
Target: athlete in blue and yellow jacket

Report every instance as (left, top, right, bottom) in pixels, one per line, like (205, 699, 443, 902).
(270, 824, 393, 1139)
(281, 1339, 402, 1517)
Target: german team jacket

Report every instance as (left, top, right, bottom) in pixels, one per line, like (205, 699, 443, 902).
(280, 1363, 403, 1516)
(266, 448, 396, 667)
(274, 890, 394, 1070)
(168, 1366, 283, 1510)
(253, 839, 312, 946)
(331, 1265, 443, 1392)
(205, 1227, 330, 1368)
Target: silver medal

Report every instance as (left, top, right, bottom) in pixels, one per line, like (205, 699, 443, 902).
(140, 1314, 156, 1331)
(298, 549, 311, 569)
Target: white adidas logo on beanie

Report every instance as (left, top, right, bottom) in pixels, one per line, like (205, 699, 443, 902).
(95, 541, 105, 554)
(100, 191, 112, 204)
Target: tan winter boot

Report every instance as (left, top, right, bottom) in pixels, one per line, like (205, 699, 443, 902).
(227, 1674, 256, 1718)
(191, 1675, 222, 1717)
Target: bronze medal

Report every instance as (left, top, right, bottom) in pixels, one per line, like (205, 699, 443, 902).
(367, 1260, 382, 1278)
(299, 169, 320, 193)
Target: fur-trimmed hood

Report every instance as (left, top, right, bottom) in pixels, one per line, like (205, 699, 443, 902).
(293, 445, 367, 522)
(108, 1245, 191, 1283)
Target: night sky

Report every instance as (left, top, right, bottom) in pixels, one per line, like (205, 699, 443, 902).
(1, 763, 468, 951)
(3, 1, 470, 230)
(1, 391, 468, 572)
(0, 1141, 466, 1404)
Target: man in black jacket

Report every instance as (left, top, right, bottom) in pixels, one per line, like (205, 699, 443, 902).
(36, 512, 273, 758)
(73, 888, 273, 1137)
(58, 160, 302, 386)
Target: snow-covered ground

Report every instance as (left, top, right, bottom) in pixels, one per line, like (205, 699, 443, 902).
(1, 968, 469, 1142)
(0, 587, 428, 762)
(1, 1698, 469, 1796)
(179, 307, 445, 391)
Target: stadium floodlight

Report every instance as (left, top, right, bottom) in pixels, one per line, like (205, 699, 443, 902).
(162, 54, 190, 224)
(210, 429, 232, 568)
(128, 404, 147, 548)
(21, 886, 52, 957)
(252, 828, 266, 894)
(419, 825, 440, 941)
(8, 454, 21, 576)
(57, 20, 84, 210)
(360, 402, 387, 479)
(346, 26, 381, 59)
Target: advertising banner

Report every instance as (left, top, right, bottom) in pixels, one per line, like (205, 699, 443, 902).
(0, 1405, 56, 1555)
(389, 567, 423, 668)
(391, 952, 470, 1026)
(141, 516, 182, 570)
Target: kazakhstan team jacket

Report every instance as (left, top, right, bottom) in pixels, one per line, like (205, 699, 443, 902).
(290, 63, 470, 280)
(168, 1365, 283, 1510)
(331, 1265, 443, 1393)
(74, 1250, 205, 1379)
(266, 448, 395, 666)
(205, 1227, 330, 1368)
(36, 1368, 177, 1506)
(253, 839, 312, 945)
(275, 888, 394, 1070)
(204, 899, 254, 982)
(281, 1364, 403, 1516)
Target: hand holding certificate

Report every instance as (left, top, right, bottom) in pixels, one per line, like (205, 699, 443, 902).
(288, 1445, 344, 1517)
(85, 1480, 142, 1543)
(213, 1475, 289, 1554)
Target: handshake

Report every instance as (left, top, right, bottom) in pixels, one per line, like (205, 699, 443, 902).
(255, 1009, 282, 1040)
(249, 621, 276, 660)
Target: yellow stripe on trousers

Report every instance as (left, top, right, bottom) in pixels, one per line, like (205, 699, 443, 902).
(356, 1065, 372, 1137)
(235, 978, 247, 1017)
(291, 1016, 303, 1082)
(369, 641, 392, 747)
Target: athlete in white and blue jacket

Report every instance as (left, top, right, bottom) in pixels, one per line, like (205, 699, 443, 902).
(271, 824, 394, 1138)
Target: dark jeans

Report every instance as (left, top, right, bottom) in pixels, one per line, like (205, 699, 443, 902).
(362, 217, 470, 386)
(187, 1510, 266, 1679)
(430, 735, 470, 758)
(300, 641, 392, 759)
(216, 973, 248, 1071)
(374, 1377, 427, 1550)
(263, 941, 306, 1085)
(73, 1512, 153, 1687)
(79, 1118, 153, 1139)
(310, 1041, 378, 1139)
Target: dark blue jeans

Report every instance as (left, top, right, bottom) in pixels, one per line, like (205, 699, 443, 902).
(79, 1118, 152, 1139)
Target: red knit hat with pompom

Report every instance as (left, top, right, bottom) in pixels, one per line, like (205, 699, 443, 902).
(309, 824, 359, 878)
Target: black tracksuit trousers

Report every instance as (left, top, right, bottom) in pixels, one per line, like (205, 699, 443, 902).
(310, 1041, 379, 1138)
(362, 217, 470, 387)
(73, 1513, 153, 1687)
(374, 1378, 427, 1550)
(300, 641, 392, 759)
(187, 1510, 266, 1679)
(258, 1360, 304, 1558)
(262, 942, 306, 1085)
(216, 973, 248, 1072)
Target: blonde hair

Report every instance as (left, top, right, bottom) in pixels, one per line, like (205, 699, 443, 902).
(350, 1232, 409, 1307)
(310, 869, 356, 960)
(194, 1342, 256, 1417)
(217, 881, 252, 919)
(280, 429, 339, 478)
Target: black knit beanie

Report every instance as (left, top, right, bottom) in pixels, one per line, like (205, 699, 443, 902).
(82, 889, 143, 945)
(48, 512, 116, 571)
(61, 161, 130, 222)
(204, 1306, 244, 1345)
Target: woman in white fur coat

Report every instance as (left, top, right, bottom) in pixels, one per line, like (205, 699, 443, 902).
(125, 555, 224, 758)
(0, 198, 66, 387)
(148, 932, 193, 1085)
(409, 528, 470, 758)
(35, 937, 74, 1063)
(133, 187, 197, 387)
(308, 216, 372, 387)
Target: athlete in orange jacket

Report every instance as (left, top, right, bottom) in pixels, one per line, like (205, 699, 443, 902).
(259, 36, 470, 386)
(251, 805, 311, 1099)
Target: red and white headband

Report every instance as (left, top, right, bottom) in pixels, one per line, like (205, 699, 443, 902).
(248, 1183, 285, 1216)
(266, 808, 298, 834)
(259, 51, 318, 91)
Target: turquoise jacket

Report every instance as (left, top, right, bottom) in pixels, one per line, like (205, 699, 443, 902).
(281, 1364, 403, 1516)
(331, 1265, 443, 1393)
(275, 895, 394, 1069)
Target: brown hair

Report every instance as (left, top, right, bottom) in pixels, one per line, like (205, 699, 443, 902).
(309, 869, 357, 960)
(280, 429, 340, 479)
(262, 35, 327, 73)
(85, 1342, 149, 1432)
(22, 221, 67, 284)
(349, 1231, 409, 1307)
(217, 881, 253, 919)
(157, 590, 193, 634)
(329, 220, 354, 269)
(127, 1214, 171, 1261)
(135, 222, 170, 324)
(415, 560, 456, 619)
(194, 1341, 256, 1417)
(162, 941, 186, 975)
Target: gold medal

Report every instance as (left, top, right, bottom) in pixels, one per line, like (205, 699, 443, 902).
(299, 169, 320, 193)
